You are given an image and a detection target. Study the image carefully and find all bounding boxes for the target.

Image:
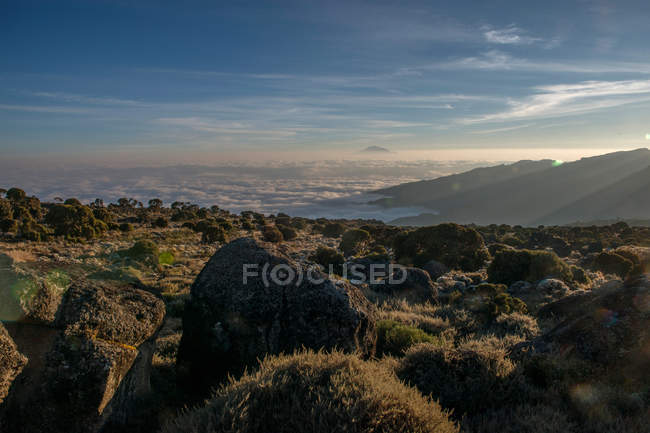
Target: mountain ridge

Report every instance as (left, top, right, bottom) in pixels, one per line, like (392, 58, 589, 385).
(379, 148, 650, 226)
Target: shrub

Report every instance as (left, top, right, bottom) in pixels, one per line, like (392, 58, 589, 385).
(201, 224, 228, 244)
(308, 246, 344, 275)
(119, 222, 134, 232)
(0, 218, 18, 233)
(488, 249, 572, 286)
(393, 223, 489, 271)
(241, 220, 254, 231)
(321, 222, 347, 238)
(152, 216, 169, 228)
(262, 225, 283, 243)
(396, 342, 518, 418)
(277, 225, 297, 241)
(570, 265, 591, 286)
(92, 207, 114, 224)
(125, 239, 159, 257)
(290, 218, 307, 230)
(376, 320, 439, 356)
(5, 187, 26, 202)
(492, 312, 540, 339)
(339, 228, 371, 257)
(0, 198, 13, 220)
(593, 251, 633, 279)
(162, 350, 458, 433)
(44, 203, 106, 240)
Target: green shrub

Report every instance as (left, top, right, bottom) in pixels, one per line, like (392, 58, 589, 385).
(6, 187, 26, 202)
(241, 220, 254, 230)
(119, 222, 134, 232)
(277, 225, 297, 241)
(125, 239, 159, 257)
(153, 216, 169, 228)
(92, 207, 114, 223)
(201, 224, 228, 244)
(44, 203, 107, 240)
(488, 292, 527, 318)
(396, 342, 518, 418)
(0, 218, 18, 233)
(262, 225, 283, 243)
(570, 265, 591, 285)
(163, 350, 458, 433)
(394, 223, 489, 271)
(308, 246, 344, 275)
(593, 251, 633, 278)
(339, 228, 371, 257)
(321, 222, 347, 238)
(376, 320, 438, 356)
(487, 249, 572, 285)
(0, 198, 13, 220)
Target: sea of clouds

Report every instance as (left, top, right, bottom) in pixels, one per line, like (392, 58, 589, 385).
(0, 159, 491, 221)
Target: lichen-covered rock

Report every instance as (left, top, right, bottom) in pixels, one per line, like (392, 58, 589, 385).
(0, 323, 27, 404)
(370, 266, 439, 302)
(1, 280, 165, 433)
(177, 237, 377, 396)
(56, 280, 165, 346)
(422, 259, 449, 280)
(0, 253, 68, 325)
(522, 275, 650, 367)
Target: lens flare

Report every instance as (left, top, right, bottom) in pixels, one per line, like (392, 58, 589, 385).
(646, 133, 650, 140)
(552, 160, 564, 167)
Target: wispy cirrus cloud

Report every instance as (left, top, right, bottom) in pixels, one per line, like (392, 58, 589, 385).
(462, 79, 650, 123)
(434, 50, 650, 73)
(482, 25, 542, 45)
(0, 104, 90, 114)
(31, 91, 144, 106)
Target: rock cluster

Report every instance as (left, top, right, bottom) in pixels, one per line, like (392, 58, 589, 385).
(0, 265, 165, 433)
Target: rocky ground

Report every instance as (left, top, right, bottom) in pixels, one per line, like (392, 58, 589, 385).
(1, 215, 650, 433)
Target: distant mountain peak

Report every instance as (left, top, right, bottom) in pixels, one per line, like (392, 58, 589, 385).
(361, 146, 391, 153)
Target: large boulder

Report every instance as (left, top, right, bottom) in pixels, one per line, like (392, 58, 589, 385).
(370, 266, 439, 302)
(521, 275, 650, 367)
(0, 323, 27, 405)
(1, 279, 165, 433)
(177, 237, 377, 396)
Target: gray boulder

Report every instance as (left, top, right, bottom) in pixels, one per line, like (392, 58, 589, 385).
(0, 323, 27, 405)
(370, 266, 439, 302)
(422, 259, 449, 280)
(177, 237, 377, 396)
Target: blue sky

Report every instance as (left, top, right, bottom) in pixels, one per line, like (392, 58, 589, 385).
(2, 0, 650, 159)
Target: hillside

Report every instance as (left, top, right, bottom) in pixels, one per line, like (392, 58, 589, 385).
(380, 148, 650, 226)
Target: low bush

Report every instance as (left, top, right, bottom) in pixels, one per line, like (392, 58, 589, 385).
(321, 222, 347, 238)
(162, 350, 459, 433)
(262, 225, 283, 243)
(277, 225, 297, 241)
(396, 342, 518, 418)
(488, 249, 572, 285)
(376, 320, 439, 356)
(119, 222, 134, 232)
(593, 251, 635, 279)
(394, 223, 490, 271)
(339, 228, 371, 256)
(308, 246, 344, 275)
(153, 216, 169, 228)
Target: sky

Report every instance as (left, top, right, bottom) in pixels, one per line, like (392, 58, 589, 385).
(2, 0, 650, 163)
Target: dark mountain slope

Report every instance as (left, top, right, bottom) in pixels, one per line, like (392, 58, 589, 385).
(535, 165, 650, 225)
(373, 159, 554, 207)
(382, 148, 650, 226)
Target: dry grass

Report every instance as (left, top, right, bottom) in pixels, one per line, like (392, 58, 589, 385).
(162, 350, 459, 433)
